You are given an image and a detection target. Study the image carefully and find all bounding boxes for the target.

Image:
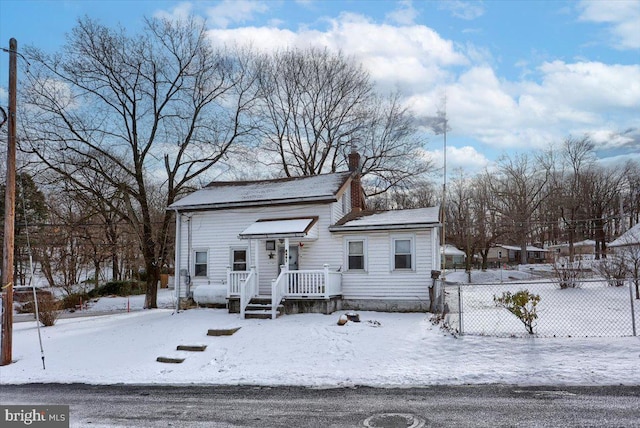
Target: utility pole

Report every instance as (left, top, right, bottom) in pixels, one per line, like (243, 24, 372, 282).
(1, 38, 17, 366)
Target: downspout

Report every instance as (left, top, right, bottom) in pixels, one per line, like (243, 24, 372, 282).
(187, 215, 192, 297)
(173, 209, 181, 311)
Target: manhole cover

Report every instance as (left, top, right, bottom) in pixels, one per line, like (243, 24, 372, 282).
(362, 413, 426, 428)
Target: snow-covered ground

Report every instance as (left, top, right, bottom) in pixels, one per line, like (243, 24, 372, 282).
(1, 286, 639, 387)
(443, 269, 639, 338)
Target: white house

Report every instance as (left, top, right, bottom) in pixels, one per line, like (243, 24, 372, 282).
(168, 153, 441, 318)
(487, 244, 548, 264)
(441, 244, 466, 268)
(609, 224, 640, 249)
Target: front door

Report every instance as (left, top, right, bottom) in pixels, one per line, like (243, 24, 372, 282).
(278, 245, 299, 272)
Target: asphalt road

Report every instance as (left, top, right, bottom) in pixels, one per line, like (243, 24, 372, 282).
(1, 384, 639, 427)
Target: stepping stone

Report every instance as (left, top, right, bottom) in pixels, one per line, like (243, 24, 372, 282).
(176, 345, 207, 352)
(156, 356, 185, 364)
(207, 327, 241, 336)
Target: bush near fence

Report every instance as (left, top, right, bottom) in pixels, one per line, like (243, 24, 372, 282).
(442, 278, 638, 338)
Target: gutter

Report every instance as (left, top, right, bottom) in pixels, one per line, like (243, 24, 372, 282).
(329, 222, 441, 232)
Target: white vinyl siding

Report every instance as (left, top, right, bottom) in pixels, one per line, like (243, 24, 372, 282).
(336, 229, 435, 301)
(176, 200, 439, 303)
(177, 203, 342, 294)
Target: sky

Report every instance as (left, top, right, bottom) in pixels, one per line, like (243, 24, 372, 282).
(1, 277, 639, 387)
(0, 0, 639, 175)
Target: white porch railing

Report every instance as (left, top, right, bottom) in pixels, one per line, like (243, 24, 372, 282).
(239, 267, 257, 319)
(285, 264, 342, 298)
(230, 264, 343, 319)
(271, 268, 288, 320)
(227, 269, 250, 297)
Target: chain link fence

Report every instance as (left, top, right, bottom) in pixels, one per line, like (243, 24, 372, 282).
(441, 278, 639, 338)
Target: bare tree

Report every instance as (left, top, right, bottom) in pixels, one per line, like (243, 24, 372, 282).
(583, 163, 630, 259)
(445, 170, 477, 274)
(256, 46, 371, 176)
(472, 174, 504, 270)
(20, 16, 260, 308)
(488, 154, 550, 264)
(554, 137, 596, 261)
(255, 47, 433, 192)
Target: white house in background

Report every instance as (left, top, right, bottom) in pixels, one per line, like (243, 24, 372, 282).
(547, 240, 597, 259)
(168, 152, 441, 318)
(487, 244, 548, 265)
(441, 244, 466, 268)
(609, 224, 640, 250)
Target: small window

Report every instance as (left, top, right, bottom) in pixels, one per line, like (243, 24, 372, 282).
(348, 240, 365, 270)
(232, 249, 247, 272)
(194, 251, 208, 277)
(393, 238, 413, 270)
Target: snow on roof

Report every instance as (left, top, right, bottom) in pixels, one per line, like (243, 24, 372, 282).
(609, 223, 640, 247)
(238, 218, 317, 239)
(548, 240, 596, 248)
(330, 207, 440, 231)
(441, 244, 466, 256)
(169, 172, 352, 211)
(496, 244, 548, 252)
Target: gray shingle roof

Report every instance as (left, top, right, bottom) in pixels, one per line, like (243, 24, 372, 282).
(169, 172, 352, 211)
(330, 207, 441, 231)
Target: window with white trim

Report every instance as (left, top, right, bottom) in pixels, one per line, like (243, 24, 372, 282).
(231, 248, 247, 272)
(392, 236, 414, 270)
(345, 237, 367, 271)
(194, 250, 208, 277)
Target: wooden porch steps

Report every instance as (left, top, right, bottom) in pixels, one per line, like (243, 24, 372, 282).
(244, 297, 284, 319)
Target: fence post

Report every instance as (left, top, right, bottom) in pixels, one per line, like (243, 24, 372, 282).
(323, 264, 329, 298)
(630, 280, 637, 337)
(458, 283, 464, 336)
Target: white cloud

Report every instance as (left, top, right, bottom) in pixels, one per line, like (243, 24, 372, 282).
(203, 8, 638, 160)
(588, 128, 637, 149)
(438, 0, 485, 20)
(153, 1, 194, 21)
(205, 0, 269, 29)
(386, 0, 419, 25)
(427, 145, 491, 175)
(208, 12, 467, 94)
(577, 0, 640, 50)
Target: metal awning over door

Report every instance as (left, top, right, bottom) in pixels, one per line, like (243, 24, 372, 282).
(238, 217, 318, 240)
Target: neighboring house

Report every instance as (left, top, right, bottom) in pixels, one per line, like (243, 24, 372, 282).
(441, 244, 465, 269)
(609, 224, 640, 250)
(547, 240, 597, 260)
(487, 244, 548, 265)
(168, 153, 442, 318)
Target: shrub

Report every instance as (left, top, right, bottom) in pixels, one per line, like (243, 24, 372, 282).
(60, 293, 90, 310)
(87, 281, 145, 298)
(494, 289, 541, 335)
(36, 294, 61, 326)
(19, 294, 61, 326)
(593, 257, 628, 287)
(553, 259, 582, 289)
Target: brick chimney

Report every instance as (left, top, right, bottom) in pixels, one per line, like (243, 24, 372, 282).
(348, 146, 363, 212)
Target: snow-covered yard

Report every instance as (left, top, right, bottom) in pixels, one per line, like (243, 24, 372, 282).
(1, 288, 639, 387)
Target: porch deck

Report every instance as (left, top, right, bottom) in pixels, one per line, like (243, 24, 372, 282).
(227, 265, 342, 318)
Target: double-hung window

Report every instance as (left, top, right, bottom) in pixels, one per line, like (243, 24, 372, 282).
(194, 250, 208, 277)
(346, 238, 366, 271)
(392, 237, 414, 270)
